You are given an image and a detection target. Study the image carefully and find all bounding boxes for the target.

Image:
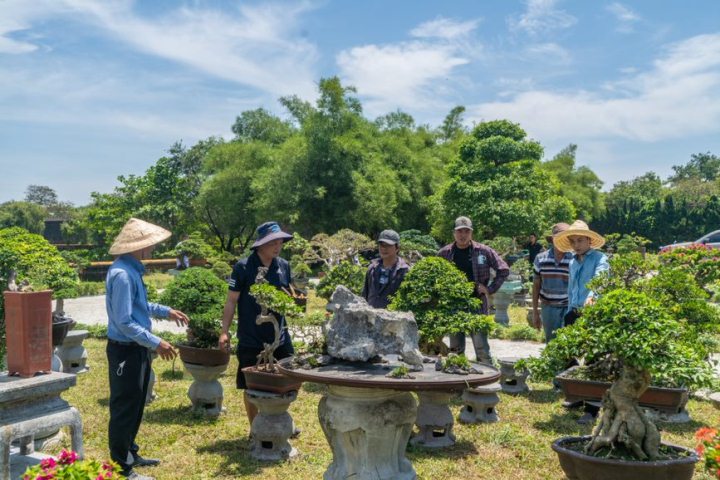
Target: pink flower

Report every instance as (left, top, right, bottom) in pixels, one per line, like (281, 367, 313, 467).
(58, 449, 78, 465)
(39, 458, 56, 470)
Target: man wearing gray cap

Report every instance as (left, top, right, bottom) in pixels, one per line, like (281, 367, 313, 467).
(438, 216, 509, 363)
(362, 229, 410, 309)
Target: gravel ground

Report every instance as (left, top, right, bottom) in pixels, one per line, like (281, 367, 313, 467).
(60, 295, 546, 359)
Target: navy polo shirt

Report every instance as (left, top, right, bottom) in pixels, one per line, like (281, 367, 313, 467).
(228, 251, 292, 349)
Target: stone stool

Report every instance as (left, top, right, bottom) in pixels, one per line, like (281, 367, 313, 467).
(459, 383, 501, 424)
(498, 357, 530, 394)
(410, 391, 456, 448)
(57, 330, 89, 374)
(492, 291, 513, 326)
(246, 389, 299, 461)
(183, 362, 228, 417)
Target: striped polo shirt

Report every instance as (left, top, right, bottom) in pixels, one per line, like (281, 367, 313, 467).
(533, 247, 573, 306)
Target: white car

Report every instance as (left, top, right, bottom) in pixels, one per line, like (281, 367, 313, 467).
(660, 229, 720, 251)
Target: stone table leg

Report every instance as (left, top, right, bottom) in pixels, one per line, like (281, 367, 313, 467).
(459, 383, 501, 424)
(246, 389, 299, 461)
(410, 391, 456, 448)
(319, 386, 417, 480)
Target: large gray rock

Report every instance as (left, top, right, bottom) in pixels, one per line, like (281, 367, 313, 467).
(325, 286, 423, 367)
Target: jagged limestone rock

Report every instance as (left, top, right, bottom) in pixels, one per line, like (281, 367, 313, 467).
(325, 286, 423, 367)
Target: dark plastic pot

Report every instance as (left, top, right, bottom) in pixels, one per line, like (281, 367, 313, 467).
(177, 344, 230, 367)
(52, 317, 76, 346)
(242, 366, 303, 394)
(552, 436, 697, 480)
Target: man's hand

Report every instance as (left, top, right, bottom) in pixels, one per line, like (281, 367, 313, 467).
(532, 309, 542, 330)
(168, 309, 189, 327)
(218, 332, 231, 352)
(156, 340, 177, 361)
(476, 283, 490, 297)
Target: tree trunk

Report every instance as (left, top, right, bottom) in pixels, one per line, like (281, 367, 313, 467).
(585, 365, 661, 460)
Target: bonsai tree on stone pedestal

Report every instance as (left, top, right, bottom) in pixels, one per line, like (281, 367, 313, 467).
(389, 256, 495, 354)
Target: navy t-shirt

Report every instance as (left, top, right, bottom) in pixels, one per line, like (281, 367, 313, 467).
(453, 246, 474, 282)
(228, 251, 292, 349)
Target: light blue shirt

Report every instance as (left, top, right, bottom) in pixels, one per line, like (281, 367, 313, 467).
(106, 254, 170, 349)
(568, 249, 609, 310)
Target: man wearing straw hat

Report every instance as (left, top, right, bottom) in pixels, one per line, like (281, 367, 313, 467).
(218, 221, 296, 430)
(106, 218, 190, 480)
(553, 220, 609, 326)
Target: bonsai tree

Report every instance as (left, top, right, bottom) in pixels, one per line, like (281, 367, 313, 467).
(159, 267, 228, 348)
(389, 256, 495, 352)
(316, 261, 365, 300)
(249, 268, 303, 372)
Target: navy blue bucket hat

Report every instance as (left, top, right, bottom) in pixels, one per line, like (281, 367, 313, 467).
(251, 221, 293, 249)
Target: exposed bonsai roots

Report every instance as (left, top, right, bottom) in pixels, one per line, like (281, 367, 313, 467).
(585, 365, 661, 460)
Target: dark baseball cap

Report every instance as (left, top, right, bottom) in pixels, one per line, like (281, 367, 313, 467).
(378, 229, 400, 245)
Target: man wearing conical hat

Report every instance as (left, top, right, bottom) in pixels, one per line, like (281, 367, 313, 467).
(553, 220, 609, 325)
(106, 218, 189, 480)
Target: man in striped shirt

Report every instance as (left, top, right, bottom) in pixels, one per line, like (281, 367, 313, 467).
(532, 223, 573, 342)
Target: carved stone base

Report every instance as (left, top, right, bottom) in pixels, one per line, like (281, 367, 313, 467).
(246, 389, 298, 461)
(410, 391, 456, 448)
(57, 330, 89, 374)
(51, 348, 63, 373)
(183, 362, 228, 416)
(459, 383, 501, 424)
(499, 357, 529, 394)
(319, 386, 417, 480)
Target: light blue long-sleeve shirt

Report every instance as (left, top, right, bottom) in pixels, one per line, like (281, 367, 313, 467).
(568, 249, 609, 310)
(106, 254, 170, 349)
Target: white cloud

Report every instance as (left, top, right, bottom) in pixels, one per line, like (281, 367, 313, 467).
(606, 2, 640, 33)
(508, 0, 577, 36)
(410, 17, 480, 40)
(467, 33, 720, 142)
(525, 42, 572, 65)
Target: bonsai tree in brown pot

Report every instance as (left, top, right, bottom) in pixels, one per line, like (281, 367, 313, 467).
(241, 268, 304, 394)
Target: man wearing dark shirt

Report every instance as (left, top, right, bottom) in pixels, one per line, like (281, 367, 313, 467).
(362, 229, 410, 309)
(525, 233, 543, 265)
(218, 221, 294, 428)
(438, 216, 510, 363)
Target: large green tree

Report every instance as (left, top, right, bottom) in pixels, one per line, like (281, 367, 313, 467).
(431, 120, 574, 241)
(0, 201, 47, 234)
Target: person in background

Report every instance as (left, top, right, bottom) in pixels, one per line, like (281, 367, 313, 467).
(438, 216, 510, 363)
(531, 223, 572, 342)
(218, 221, 296, 431)
(174, 234, 190, 270)
(524, 233, 543, 265)
(105, 218, 189, 480)
(362, 229, 410, 309)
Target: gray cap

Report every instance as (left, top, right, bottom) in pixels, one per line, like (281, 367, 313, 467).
(454, 216, 473, 231)
(378, 229, 400, 245)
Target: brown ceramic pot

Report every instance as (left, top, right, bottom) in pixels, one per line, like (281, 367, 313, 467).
(176, 344, 230, 367)
(4, 290, 53, 377)
(242, 366, 303, 394)
(552, 436, 697, 480)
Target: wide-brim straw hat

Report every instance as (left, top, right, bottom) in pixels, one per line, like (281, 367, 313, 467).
(109, 218, 172, 255)
(553, 220, 605, 252)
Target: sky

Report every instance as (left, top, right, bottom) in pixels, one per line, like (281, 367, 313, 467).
(1, 0, 720, 206)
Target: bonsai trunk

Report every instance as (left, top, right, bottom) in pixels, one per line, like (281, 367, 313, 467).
(586, 365, 661, 460)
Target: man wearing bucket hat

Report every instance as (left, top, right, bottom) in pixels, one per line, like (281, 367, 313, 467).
(362, 229, 410, 309)
(218, 221, 295, 428)
(553, 220, 609, 326)
(438, 216, 510, 363)
(106, 218, 190, 480)
(531, 223, 573, 342)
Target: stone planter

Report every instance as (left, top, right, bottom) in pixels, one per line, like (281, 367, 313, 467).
(556, 367, 689, 415)
(3, 291, 53, 377)
(552, 436, 697, 480)
(51, 318, 75, 347)
(242, 366, 303, 394)
(183, 361, 229, 416)
(410, 391, 456, 448)
(57, 330, 90, 374)
(246, 389, 299, 461)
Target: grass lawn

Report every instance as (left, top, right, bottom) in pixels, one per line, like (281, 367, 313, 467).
(55, 334, 719, 480)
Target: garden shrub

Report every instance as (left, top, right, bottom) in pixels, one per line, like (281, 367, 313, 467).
(389, 256, 495, 347)
(316, 261, 365, 300)
(659, 244, 720, 288)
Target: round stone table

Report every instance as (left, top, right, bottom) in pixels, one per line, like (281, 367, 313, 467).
(278, 359, 500, 480)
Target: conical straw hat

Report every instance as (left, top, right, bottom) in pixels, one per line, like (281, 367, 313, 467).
(109, 218, 171, 255)
(553, 220, 605, 253)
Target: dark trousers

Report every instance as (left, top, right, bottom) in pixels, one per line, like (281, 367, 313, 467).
(106, 341, 152, 475)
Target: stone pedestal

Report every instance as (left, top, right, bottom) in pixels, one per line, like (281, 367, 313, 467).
(320, 386, 417, 480)
(0, 372, 83, 479)
(246, 389, 299, 461)
(410, 391, 456, 448)
(499, 357, 529, 394)
(57, 330, 89, 374)
(183, 362, 228, 416)
(146, 352, 158, 405)
(51, 348, 63, 373)
(492, 291, 513, 326)
(459, 383, 501, 424)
